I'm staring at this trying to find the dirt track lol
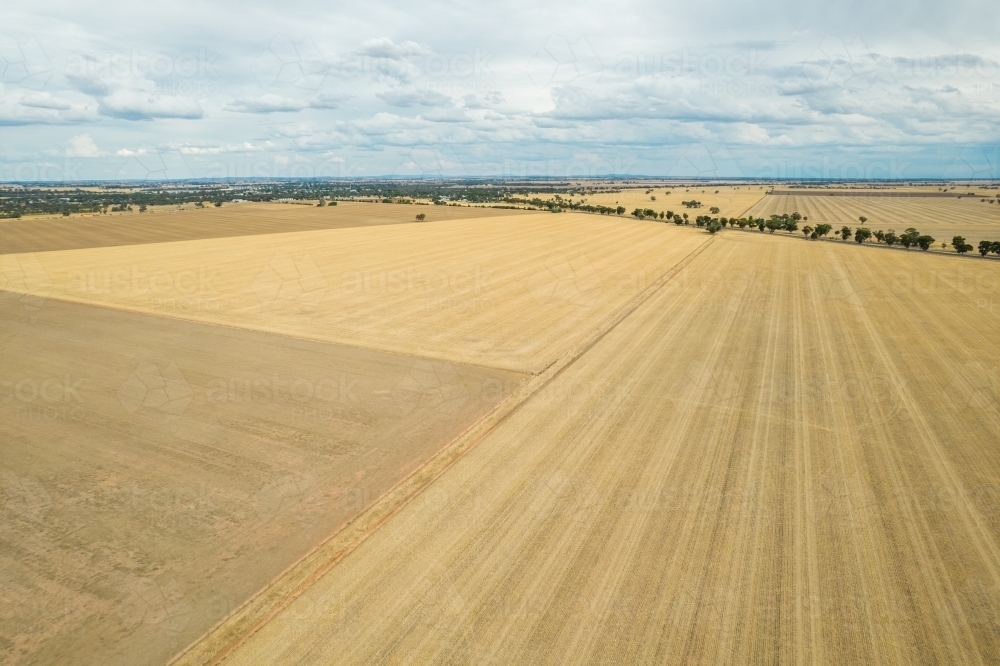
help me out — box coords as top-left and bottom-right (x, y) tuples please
(213, 230), (1000, 665)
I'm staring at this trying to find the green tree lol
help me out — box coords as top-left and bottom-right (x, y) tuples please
(785, 220), (798, 233)
(802, 225), (814, 238)
(952, 236), (973, 254)
(858, 216), (868, 225)
(709, 206), (720, 214)
(416, 213), (426, 221)
(616, 206), (626, 215)
(840, 226), (852, 241)
(855, 227), (872, 243)
(884, 230), (899, 246)
(900, 228), (919, 249)
(916, 235), (935, 251)
(706, 219), (722, 234)
(979, 240), (993, 256)
(815, 223), (832, 238)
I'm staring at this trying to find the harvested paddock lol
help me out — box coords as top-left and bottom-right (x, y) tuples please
(531, 185), (767, 219)
(0, 202), (527, 255)
(0, 296), (524, 666)
(747, 193), (1000, 248)
(0, 212), (707, 373)
(214, 229), (1000, 666)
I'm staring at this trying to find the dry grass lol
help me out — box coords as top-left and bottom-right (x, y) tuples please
(0, 212), (706, 373)
(0, 202), (528, 254)
(215, 229), (1000, 665)
(747, 193), (1000, 248)
(0, 296), (523, 666)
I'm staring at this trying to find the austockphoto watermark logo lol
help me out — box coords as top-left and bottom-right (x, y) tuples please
(205, 373), (360, 406)
(0, 158), (87, 182)
(0, 35), (52, 89)
(751, 156), (913, 180)
(65, 49), (219, 89)
(340, 264), (495, 313)
(1, 375), (86, 422)
(614, 47), (769, 80)
(203, 155), (366, 179)
(66, 264), (220, 313)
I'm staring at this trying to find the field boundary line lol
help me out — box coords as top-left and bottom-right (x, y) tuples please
(167, 234), (717, 666)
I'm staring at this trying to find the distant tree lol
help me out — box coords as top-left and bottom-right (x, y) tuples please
(757, 218), (766, 232)
(802, 225), (814, 238)
(706, 219), (722, 234)
(791, 212), (802, 221)
(916, 235), (935, 250)
(665, 210), (674, 220)
(884, 230), (899, 246)
(785, 219), (798, 233)
(616, 206), (625, 215)
(682, 213), (689, 224)
(854, 227), (872, 243)
(840, 226), (852, 241)
(979, 240), (993, 256)
(214, 201), (222, 207)
(815, 223), (832, 238)
(900, 228), (919, 249)
(416, 213), (426, 221)
(858, 216), (868, 225)
(651, 196), (656, 201)
(873, 229), (885, 243)
(950, 235), (969, 253)
(765, 218), (780, 233)
(709, 206), (720, 214)
(195, 201), (205, 208)
(992, 241), (1000, 256)
(139, 204), (147, 213)
(737, 218), (748, 229)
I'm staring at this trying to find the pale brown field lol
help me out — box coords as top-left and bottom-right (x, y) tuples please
(747, 193), (1000, 248)
(0, 202), (526, 254)
(0, 296), (523, 666)
(528, 185), (768, 218)
(196, 228), (1000, 666)
(0, 212), (705, 373)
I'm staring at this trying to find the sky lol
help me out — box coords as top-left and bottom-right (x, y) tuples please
(1, 0), (999, 181)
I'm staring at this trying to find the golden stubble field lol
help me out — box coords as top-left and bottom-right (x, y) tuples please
(0, 201), (529, 254)
(748, 193), (1000, 248)
(3, 202), (1000, 665)
(0, 212), (706, 373)
(529, 185), (768, 218)
(208, 229), (1000, 666)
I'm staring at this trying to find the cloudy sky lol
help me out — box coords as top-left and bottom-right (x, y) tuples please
(2, 0), (998, 181)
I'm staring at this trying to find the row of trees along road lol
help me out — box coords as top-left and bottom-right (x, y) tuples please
(635, 209), (1000, 258)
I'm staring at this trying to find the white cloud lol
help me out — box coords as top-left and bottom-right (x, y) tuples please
(66, 133), (101, 157)
(225, 94), (308, 113)
(377, 88), (452, 108)
(356, 38), (430, 59)
(98, 91), (203, 120)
